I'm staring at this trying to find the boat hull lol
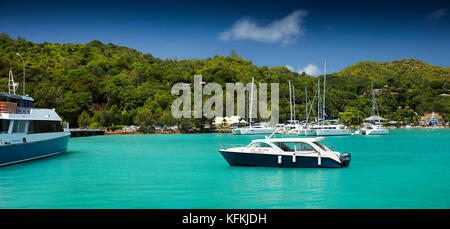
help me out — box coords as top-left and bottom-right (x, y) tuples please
(299, 129), (351, 136)
(315, 129), (351, 136)
(219, 151), (345, 168)
(365, 129), (389, 135)
(232, 128), (276, 135)
(0, 134), (70, 166)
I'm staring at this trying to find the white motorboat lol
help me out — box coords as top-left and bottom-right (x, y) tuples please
(220, 133), (351, 168)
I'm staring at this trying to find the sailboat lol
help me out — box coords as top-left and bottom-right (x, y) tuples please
(300, 62), (351, 136)
(232, 77), (276, 135)
(359, 83), (389, 135)
(282, 81), (303, 134)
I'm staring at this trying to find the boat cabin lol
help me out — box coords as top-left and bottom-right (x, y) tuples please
(0, 92), (34, 114)
(244, 137), (333, 155)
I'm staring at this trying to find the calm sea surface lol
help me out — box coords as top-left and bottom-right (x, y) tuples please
(0, 129), (449, 209)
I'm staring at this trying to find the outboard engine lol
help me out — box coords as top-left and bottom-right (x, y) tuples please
(339, 152), (351, 167)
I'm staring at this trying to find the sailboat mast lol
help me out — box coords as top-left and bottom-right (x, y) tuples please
(289, 80), (293, 122)
(323, 61), (326, 124)
(293, 84), (296, 122)
(317, 78), (321, 123)
(371, 83), (375, 117)
(305, 87), (308, 124)
(371, 82), (381, 124)
(249, 77), (254, 127)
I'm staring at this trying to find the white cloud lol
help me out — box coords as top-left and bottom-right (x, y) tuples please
(220, 10), (308, 45)
(286, 64), (322, 76)
(428, 8), (447, 21)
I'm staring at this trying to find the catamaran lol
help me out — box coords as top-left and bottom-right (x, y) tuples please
(232, 77), (276, 135)
(359, 83), (389, 135)
(299, 62), (351, 136)
(0, 69), (70, 166)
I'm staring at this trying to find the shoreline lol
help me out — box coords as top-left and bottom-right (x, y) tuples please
(104, 129), (233, 135)
(101, 126), (448, 136)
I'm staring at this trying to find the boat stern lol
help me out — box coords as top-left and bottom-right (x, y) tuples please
(339, 152), (351, 167)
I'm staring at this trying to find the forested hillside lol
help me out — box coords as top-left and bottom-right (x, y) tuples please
(0, 33), (449, 129)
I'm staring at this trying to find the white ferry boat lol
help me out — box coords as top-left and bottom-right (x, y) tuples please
(0, 71), (70, 166)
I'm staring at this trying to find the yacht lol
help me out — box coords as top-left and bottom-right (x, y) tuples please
(220, 131), (351, 168)
(0, 70), (70, 166)
(232, 122), (275, 135)
(302, 124), (351, 136)
(232, 77), (276, 135)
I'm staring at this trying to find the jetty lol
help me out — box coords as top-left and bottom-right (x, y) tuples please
(69, 128), (105, 137)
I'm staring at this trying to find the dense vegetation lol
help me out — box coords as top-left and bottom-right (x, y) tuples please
(0, 33), (449, 130)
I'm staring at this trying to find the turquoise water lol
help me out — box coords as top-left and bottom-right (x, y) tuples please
(0, 129), (449, 209)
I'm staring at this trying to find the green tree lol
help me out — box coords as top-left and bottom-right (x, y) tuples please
(78, 111), (91, 127)
(134, 108), (154, 132)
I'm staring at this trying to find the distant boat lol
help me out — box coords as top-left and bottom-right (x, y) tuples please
(280, 81), (303, 134)
(299, 62), (351, 136)
(429, 112), (438, 126)
(1, 69), (70, 166)
(232, 77), (275, 135)
(359, 83), (389, 136)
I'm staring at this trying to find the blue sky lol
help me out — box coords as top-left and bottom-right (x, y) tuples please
(1, 0), (449, 74)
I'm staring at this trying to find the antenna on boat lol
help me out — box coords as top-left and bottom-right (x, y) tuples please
(8, 69), (19, 95)
(267, 127), (280, 139)
(16, 53), (25, 96)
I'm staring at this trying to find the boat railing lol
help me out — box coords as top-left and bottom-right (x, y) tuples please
(219, 143), (246, 150)
(62, 122), (70, 131)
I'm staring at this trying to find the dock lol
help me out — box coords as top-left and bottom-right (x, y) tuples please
(69, 128), (105, 137)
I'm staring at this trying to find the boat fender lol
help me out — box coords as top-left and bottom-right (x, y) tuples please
(340, 152), (351, 167)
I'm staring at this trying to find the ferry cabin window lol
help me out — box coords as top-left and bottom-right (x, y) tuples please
(0, 119), (10, 133)
(296, 143), (314, 151)
(248, 142), (272, 148)
(313, 142), (329, 151)
(28, 121), (63, 133)
(12, 120), (27, 133)
(274, 142), (295, 152)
